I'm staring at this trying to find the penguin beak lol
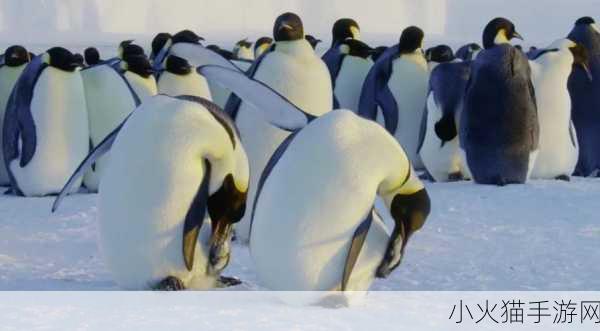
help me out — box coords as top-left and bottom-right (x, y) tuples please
(207, 218), (233, 273)
(512, 31), (524, 41)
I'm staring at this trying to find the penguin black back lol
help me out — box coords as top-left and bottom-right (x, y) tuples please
(273, 12), (304, 42)
(84, 47), (101, 66)
(4, 45), (30, 67)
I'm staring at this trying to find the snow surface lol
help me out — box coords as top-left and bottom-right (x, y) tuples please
(1, 178), (599, 291)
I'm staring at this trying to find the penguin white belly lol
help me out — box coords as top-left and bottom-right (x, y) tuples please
(124, 72), (157, 101)
(158, 71), (212, 100)
(251, 112), (391, 291)
(531, 72), (578, 179)
(0, 65), (26, 185)
(420, 94), (462, 182)
(9, 68), (88, 196)
(98, 99), (218, 289)
(234, 44), (332, 243)
(81, 66), (137, 191)
(387, 56), (429, 169)
(334, 56), (373, 112)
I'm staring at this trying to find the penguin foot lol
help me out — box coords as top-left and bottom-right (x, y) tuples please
(217, 275), (242, 288)
(555, 175), (570, 182)
(418, 171), (435, 182)
(448, 172), (464, 182)
(154, 276), (185, 291)
(3, 188), (13, 195)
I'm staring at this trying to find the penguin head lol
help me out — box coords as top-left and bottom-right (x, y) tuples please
(4, 45), (30, 67)
(568, 40), (593, 81)
(151, 32), (172, 59)
(84, 47), (101, 66)
(305, 35), (322, 49)
(339, 39), (374, 59)
(254, 36), (273, 58)
(235, 39), (252, 50)
(575, 16), (600, 34)
(172, 29), (204, 45)
(165, 55), (192, 75)
(44, 47), (81, 72)
(398, 26), (425, 54)
(73, 53), (85, 67)
(331, 18), (360, 46)
(207, 45), (234, 60)
(482, 17), (523, 49)
(425, 45), (455, 63)
(233, 39), (253, 60)
(123, 55), (154, 78)
(273, 12), (304, 42)
(456, 43), (482, 61)
(120, 42), (146, 61)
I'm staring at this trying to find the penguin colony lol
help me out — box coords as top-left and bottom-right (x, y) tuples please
(0, 12), (595, 292)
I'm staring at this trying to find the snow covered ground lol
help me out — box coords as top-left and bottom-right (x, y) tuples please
(1, 177), (599, 291)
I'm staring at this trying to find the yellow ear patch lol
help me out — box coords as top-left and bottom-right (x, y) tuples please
(494, 29), (510, 45)
(350, 26), (361, 40)
(42, 53), (50, 64)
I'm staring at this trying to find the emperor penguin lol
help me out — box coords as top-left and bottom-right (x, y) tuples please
(157, 55), (212, 99)
(425, 44), (456, 71)
(0, 46), (31, 185)
(567, 17), (600, 177)
(455, 43), (482, 61)
(419, 60), (471, 182)
(233, 39), (254, 61)
(460, 18), (539, 185)
(329, 39), (374, 112)
(118, 44), (157, 101)
(3, 47), (88, 196)
(225, 12), (332, 244)
(529, 39), (591, 180)
(80, 50), (142, 192)
(359, 26), (430, 169)
(193, 65), (430, 292)
(254, 37), (274, 59)
(53, 94), (250, 290)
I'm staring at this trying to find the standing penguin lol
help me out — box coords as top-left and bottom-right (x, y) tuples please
(233, 39), (254, 61)
(195, 65), (430, 292)
(254, 37), (273, 59)
(80, 51), (142, 191)
(456, 43), (482, 61)
(460, 18), (538, 185)
(0, 46), (31, 185)
(359, 26), (430, 169)
(3, 47), (88, 196)
(53, 95), (249, 290)
(157, 55), (212, 99)
(419, 61), (471, 182)
(529, 39), (591, 180)
(568, 17), (600, 177)
(225, 12), (332, 243)
(329, 39), (374, 112)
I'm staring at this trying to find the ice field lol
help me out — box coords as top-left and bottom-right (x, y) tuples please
(1, 177), (599, 291)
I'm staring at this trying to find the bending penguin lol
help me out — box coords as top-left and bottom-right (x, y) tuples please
(80, 48), (142, 191)
(53, 94), (251, 290)
(157, 55), (212, 99)
(359, 26), (430, 169)
(3, 47), (88, 196)
(460, 18), (539, 185)
(225, 12), (332, 244)
(529, 39), (591, 180)
(0, 45), (31, 186)
(195, 66), (430, 292)
(567, 17), (600, 177)
(419, 60), (471, 182)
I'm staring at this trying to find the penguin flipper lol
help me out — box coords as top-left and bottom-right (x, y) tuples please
(249, 131), (299, 237)
(182, 160), (211, 271)
(434, 113), (458, 143)
(51, 117), (129, 212)
(341, 209), (374, 291)
(417, 102), (429, 154)
(198, 65), (312, 131)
